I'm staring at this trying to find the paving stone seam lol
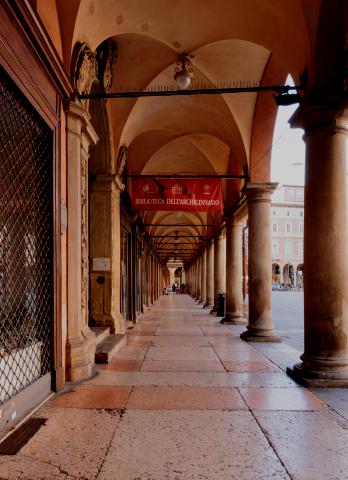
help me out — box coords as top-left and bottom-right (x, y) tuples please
(237, 398), (294, 480)
(17, 452), (81, 479)
(311, 398), (348, 424)
(95, 388), (135, 480)
(138, 343), (151, 371)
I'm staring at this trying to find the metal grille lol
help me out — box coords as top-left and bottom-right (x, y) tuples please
(0, 69), (53, 405)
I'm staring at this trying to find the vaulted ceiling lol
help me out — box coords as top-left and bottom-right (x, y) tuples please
(42, 0), (336, 265)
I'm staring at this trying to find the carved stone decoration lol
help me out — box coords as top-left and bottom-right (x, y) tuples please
(72, 43), (98, 97)
(116, 145), (127, 178)
(96, 39), (118, 93)
(81, 154), (88, 317)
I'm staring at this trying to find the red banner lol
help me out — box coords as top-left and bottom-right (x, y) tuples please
(131, 178), (223, 212)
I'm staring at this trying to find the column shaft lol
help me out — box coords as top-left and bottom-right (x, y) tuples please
(240, 183), (281, 342)
(204, 239), (214, 308)
(200, 249), (207, 305)
(288, 102), (348, 386)
(222, 216), (246, 324)
(211, 233), (225, 314)
(197, 256), (202, 302)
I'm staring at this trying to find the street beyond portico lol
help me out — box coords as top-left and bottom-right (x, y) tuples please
(272, 291), (304, 352)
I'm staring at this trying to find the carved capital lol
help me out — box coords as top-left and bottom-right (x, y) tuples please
(72, 43), (98, 98)
(116, 145), (128, 178)
(242, 182), (278, 203)
(96, 39), (118, 92)
(290, 98), (348, 136)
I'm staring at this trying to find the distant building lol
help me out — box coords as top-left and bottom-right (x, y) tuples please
(271, 185), (304, 286)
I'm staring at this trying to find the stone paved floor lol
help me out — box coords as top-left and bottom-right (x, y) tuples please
(2, 294), (348, 479)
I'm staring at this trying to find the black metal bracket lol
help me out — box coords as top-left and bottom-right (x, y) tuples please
(77, 84), (303, 100)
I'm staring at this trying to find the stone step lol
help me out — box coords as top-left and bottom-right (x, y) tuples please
(89, 327), (110, 347)
(95, 334), (127, 364)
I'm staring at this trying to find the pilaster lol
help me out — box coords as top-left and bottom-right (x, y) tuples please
(65, 100), (98, 381)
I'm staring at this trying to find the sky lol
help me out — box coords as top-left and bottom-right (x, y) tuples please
(271, 103), (305, 187)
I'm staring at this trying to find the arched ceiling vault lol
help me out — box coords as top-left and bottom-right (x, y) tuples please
(63, 0), (317, 266)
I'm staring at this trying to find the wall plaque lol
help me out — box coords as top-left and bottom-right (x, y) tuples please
(92, 258), (111, 271)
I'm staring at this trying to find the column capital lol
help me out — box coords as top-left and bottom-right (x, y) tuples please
(92, 174), (125, 193)
(242, 182), (278, 202)
(204, 237), (213, 247)
(289, 98), (348, 136)
(224, 211), (240, 226)
(65, 99), (99, 146)
(212, 229), (225, 240)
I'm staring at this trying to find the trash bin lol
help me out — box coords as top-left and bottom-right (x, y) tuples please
(217, 292), (225, 317)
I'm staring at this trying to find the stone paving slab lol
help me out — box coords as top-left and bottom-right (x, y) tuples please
(87, 371), (300, 388)
(200, 326), (235, 336)
(148, 335), (210, 346)
(155, 326), (203, 336)
(126, 386), (248, 410)
(113, 346), (148, 360)
(146, 345), (220, 361)
(97, 411), (291, 480)
(254, 410), (348, 480)
(126, 337), (152, 347)
(310, 388), (348, 420)
(251, 342), (302, 372)
(0, 456), (76, 480)
(222, 360), (282, 373)
(239, 387), (327, 411)
(213, 347), (270, 361)
(48, 385), (132, 409)
(1, 406), (121, 480)
(140, 359), (225, 372)
(96, 359), (142, 371)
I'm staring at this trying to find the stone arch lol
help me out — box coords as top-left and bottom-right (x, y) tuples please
(283, 263), (295, 286)
(84, 40), (124, 334)
(296, 263), (304, 287)
(272, 263), (281, 283)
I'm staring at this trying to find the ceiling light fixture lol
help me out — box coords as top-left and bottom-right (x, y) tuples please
(174, 54), (194, 89)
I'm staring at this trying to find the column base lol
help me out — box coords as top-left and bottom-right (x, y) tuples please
(203, 302), (214, 309)
(198, 299), (205, 305)
(287, 362), (348, 388)
(210, 307), (217, 315)
(240, 328), (282, 343)
(66, 327), (96, 382)
(221, 312), (247, 325)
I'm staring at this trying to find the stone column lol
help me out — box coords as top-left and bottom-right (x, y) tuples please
(287, 101), (348, 386)
(204, 239), (214, 309)
(240, 183), (281, 342)
(90, 174), (125, 335)
(196, 257), (201, 301)
(150, 255), (154, 304)
(192, 261), (197, 298)
(222, 215), (246, 324)
(188, 266), (192, 294)
(200, 249), (207, 306)
(193, 261), (198, 299)
(156, 262), (160, 299)
(211, 232), (225, 315)
(65, 101), (98, 382)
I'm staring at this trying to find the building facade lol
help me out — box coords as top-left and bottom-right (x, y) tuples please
(271, 185), (304, 286)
